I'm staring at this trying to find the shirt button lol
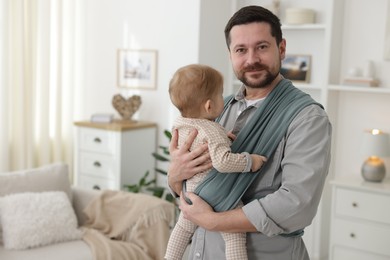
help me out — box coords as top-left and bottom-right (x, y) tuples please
(195, 252), (201, 258)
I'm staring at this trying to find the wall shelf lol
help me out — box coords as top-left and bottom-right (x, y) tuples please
(328, 84), (390, 94)
(282, 24), (326, 30)
(296, 83), (322, 90)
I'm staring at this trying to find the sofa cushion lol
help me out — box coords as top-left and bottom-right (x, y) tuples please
(0, 191), (82, 250)
(0, 163), (72, 200)
(0, 163), (73, 245)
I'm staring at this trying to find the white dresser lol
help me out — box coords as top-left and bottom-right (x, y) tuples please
(329, 176), (390, 260)
(74, 120), (157, 190)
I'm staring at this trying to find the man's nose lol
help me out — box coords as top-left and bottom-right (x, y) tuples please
(246, 50), (260, 65)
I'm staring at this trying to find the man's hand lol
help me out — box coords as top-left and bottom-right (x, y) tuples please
(168, 129), (212, 194)
(179, 192), (216, 230)
(180, 192), (258, 233)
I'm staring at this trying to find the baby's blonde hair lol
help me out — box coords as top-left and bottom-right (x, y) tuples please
(169, 64), (223, 117)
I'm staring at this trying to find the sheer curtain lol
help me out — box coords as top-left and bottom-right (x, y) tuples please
(0, 0), (85, 178)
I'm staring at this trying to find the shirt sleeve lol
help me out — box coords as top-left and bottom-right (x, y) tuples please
(205, 121), (251, 173)
(242, 105), (332, 236)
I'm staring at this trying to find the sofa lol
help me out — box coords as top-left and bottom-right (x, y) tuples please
(0, 163), (175, 260)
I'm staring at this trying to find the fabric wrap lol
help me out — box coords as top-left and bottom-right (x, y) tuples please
(193, 79), (323, 212)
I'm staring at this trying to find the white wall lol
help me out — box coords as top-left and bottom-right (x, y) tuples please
(82, 0), (202, 133)
(340, 0), (390, 87)
(80, 0), (233, 186)
(198, 1), (232, 95)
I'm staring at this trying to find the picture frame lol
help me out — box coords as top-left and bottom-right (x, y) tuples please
(117, 49), (157, 89)
(280, 54), (311, 83)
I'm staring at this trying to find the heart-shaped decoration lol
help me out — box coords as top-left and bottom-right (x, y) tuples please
(112, 94), (142, 120)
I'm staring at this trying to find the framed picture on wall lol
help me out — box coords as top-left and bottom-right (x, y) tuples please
(117, 49), (158, 89)
(280, 54), (311, 83)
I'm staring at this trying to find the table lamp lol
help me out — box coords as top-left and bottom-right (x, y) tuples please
(361, 129), (390, 182)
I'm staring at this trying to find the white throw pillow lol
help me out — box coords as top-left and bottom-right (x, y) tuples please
(0, 191), (82, 250)
(0, 163), (72, 244)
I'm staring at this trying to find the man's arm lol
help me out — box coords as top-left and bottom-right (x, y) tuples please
(168, 128), (212, 195)
(179, 192), (258, 233)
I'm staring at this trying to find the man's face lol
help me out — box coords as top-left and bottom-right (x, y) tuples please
(229, 22), (286, 89)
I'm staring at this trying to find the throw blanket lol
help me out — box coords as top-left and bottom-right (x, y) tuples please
(194, 79), (323, 212)
(81, 190), (175, 260)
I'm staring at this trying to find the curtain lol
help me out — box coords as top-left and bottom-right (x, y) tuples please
(0, 0), (85, 179)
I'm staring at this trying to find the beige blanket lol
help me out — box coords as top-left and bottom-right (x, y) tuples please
(82, 190), (175, 260)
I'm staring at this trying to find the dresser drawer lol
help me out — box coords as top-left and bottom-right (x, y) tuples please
(335, 188), (390, 225)
(333, 246), (390, 260)
(332, 218), (390, 257)
(77, 175), (117, 190)
(79, 151), (116, 180)
(78, 127), (117, 154)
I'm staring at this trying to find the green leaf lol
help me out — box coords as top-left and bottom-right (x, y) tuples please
(155, 168), (167, 175)
(164, 130), (172, 140)
(124, 185), (140, 193)
(147, 186), (165, 198)
(161, 147), (170, 156)
(139, 177), (146, 186)
(152, 153), (170, 162)
(144, 179), (156, 186)
(165, 193), (175, 202)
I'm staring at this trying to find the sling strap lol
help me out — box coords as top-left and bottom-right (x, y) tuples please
(192, 79), (323, 212)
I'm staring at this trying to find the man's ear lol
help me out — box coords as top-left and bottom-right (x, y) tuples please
(204, 99), (212, 113)
(280, 38), (286, 60)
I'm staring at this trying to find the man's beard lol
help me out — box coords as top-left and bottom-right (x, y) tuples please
(237, 62), (279, 88)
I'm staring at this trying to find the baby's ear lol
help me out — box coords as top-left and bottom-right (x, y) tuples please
(204, 99), (212, 113)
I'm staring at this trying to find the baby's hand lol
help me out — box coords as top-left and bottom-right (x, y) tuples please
(227, 131), (236, 141)
(250, 154), (267, 172)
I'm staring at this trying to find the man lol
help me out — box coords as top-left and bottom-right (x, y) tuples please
(168, 5), (332, 260)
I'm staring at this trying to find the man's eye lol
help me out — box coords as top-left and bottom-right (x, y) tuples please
(258, 45), (268, 50)
(235, 48), (245, 53)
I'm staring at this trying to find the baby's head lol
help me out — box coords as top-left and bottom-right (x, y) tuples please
(169, 64), (224, 119)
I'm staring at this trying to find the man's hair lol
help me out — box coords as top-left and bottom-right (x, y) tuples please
(169, 64), (223, 117)
(224, 5), (283, 49)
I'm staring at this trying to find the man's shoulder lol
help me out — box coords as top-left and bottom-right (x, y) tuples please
(289, 103), (331, 131)
(298, 103), (329, 118)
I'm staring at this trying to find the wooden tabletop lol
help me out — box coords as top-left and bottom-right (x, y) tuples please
(74, 120), (157, 131)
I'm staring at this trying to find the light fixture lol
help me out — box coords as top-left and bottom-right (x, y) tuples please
(360, 129), (390, 182)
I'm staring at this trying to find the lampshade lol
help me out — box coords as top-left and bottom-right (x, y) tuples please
(360, 129), (390, 157)
(360, 129), (390, 182)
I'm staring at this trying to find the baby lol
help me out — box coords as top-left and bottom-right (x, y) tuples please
(164, 64), (267, 260)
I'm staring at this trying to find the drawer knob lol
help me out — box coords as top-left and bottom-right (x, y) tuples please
(94, 137), (101, 143)
(352, 202), (358, 208)
(350, 233), (356, 238)
(92, 185), (101, 190)
(93, 161), (101, 167)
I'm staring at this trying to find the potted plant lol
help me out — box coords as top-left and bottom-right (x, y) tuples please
(123, 130), (174, 203)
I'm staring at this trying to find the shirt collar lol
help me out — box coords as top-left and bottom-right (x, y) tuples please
(232, 84), (264, 109)
(234, 84), (246, 101)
